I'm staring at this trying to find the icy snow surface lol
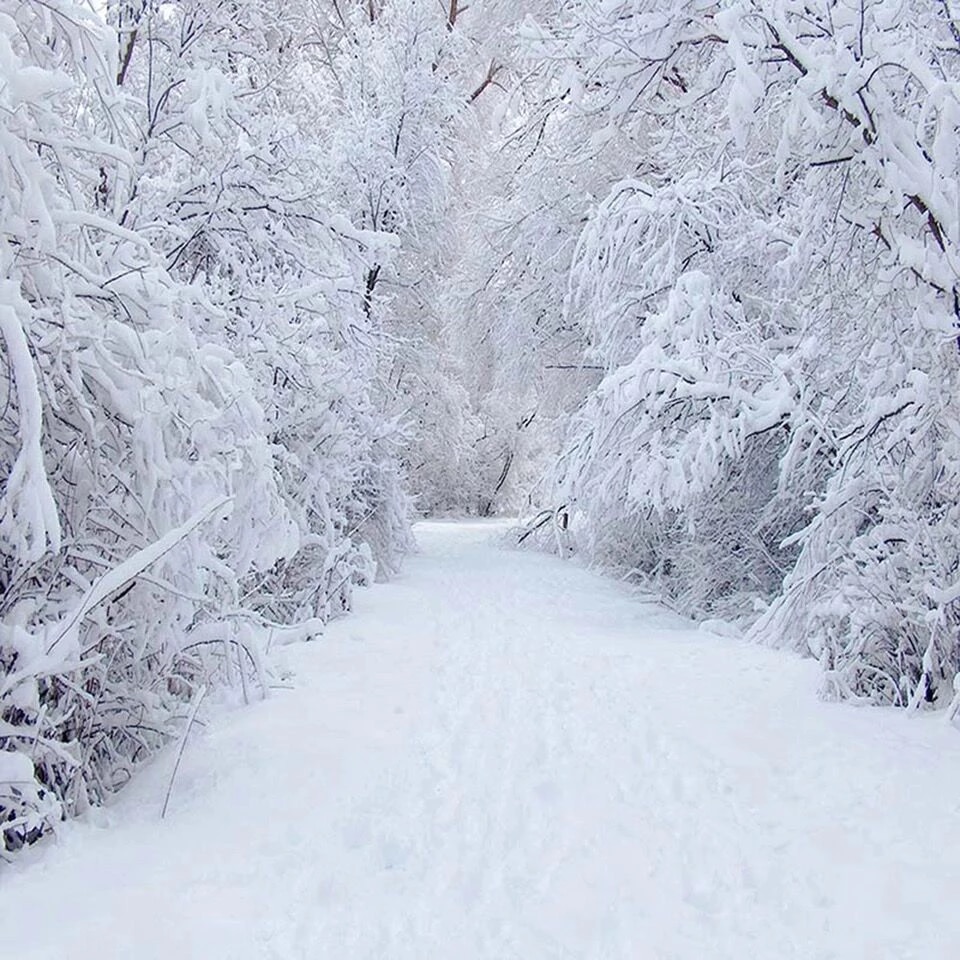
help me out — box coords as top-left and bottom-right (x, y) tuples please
(4, 520), (960, 959)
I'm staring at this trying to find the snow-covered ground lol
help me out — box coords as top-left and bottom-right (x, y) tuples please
(4, 520), (960, 959)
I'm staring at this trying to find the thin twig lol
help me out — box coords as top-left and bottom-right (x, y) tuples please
(160, 684), (207, 820)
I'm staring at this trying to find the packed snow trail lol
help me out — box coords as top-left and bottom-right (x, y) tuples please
(4, 521), (960, 959)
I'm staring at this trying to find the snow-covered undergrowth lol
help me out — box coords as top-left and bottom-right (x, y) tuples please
(0, 0), (415, 858)
(527, 0), (960, 707)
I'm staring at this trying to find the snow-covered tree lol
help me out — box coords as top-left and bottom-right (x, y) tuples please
(108, 0), (414, 589)
(418, 0), (620, 515)
(0, 0), (298, 853)
(0, 0), (414, 857)
(539, 0), (960, 704)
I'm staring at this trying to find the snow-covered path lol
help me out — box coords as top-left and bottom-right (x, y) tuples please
(4, 521), (960, 959)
